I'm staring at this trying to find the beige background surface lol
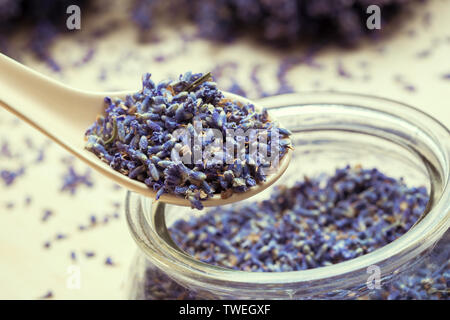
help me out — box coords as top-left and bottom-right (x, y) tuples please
(0, 0), (449, 299)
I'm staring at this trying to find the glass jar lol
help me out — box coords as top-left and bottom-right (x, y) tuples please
(124, 92), (450, 300)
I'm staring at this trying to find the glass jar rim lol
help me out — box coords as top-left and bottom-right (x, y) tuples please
(125, 91), (450, 294)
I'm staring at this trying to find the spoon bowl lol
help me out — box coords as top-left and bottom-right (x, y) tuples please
(0, 53), (291, 207)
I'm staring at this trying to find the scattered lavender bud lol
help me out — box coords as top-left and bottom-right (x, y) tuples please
(61, 165), (93, 195)
(73, 47), (96, 67)
(25, 195), (32, 206)
(1, 167), (25, 186)
(85, 251), (96, 258)
(404, 84), (417, 92)
(41, 210), (53, 222)
(337, 60), (352, 79)
(39, 291), (53, 299)
(55, 233), (67, 240)
(35, 148), (45, 163)
(105, 257), (115, 266)
(0, 141), (12, 158)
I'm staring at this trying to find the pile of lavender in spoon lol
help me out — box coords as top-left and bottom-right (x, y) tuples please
(85, 72), (292, 209)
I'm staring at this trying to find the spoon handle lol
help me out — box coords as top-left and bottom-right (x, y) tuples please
(0, 53), (70, 109)
(0, 53), (99, 146)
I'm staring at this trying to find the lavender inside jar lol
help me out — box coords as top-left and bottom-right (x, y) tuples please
(125, 92), (450, 300)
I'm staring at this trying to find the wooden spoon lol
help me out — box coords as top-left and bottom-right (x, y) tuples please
(0, 53), (291, 207)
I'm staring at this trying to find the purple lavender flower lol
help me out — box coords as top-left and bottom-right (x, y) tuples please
(0, 167), (25, 186)
(169, 166), (429, 272)
(61, 165), (93, 195)
(85, 72), (291, 209)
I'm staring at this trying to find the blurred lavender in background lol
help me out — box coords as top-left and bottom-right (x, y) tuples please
(0, 0), (87, 70)
(0, 0), (420, 69)
(131, 0), (418, 45)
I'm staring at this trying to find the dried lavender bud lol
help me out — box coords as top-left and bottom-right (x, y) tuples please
(85, 72), (291, 209)
(140, 165), (446, 300)
(169, 166), (429, 272)
(0, 167), (25, 186)
(60, 165), (93, 195)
